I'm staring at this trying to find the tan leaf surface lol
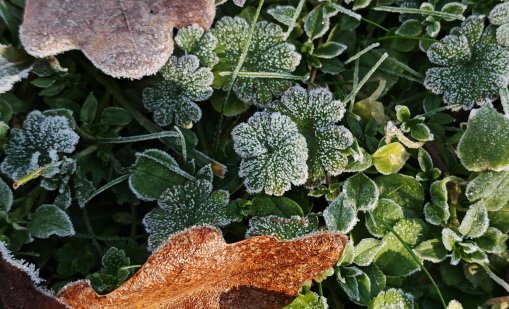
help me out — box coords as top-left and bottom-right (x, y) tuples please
(58, 226), (346, 309)
(20, 0), (215, 79)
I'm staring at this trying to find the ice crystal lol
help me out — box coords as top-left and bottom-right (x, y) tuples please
(246, 215), (319, 240)
(143, 55), (213, 128)
(142, 175), (238, 251)
(212, 17), (301, 106)
(424, 16), (509, 109)
(231, 112), (308, 196)
(269, 86), (354, 185)
(175, 24), (218, 67)
(0, 110), (79, 181)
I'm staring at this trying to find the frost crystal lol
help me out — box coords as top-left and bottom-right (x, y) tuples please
(142, 176), (238, 251)
(270, 85), (354, 185)
(175, 24), (218, 67)
(232, 112), (308, 196)
(212, 17), (301, 106)
(424, 16), (509, 109)
(0, 110), (79, 181)
(143, 55), (213, 128)
(246, 215), (319, 240)
(489, 2), (509, 46)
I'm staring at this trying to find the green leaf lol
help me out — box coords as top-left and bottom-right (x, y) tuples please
(369, 288), (414, 309)
(375, 219), (427, 277)
(175, 25), (218, 67)
(418, 148), (434, 172)
(374, 174), (424, 214)
(338, 240), (355, 266)
(466, 171), (509, 211)
(489, 2), (509, 26)
(441, 3), (467, 22)
(324, 195), (358, 234)
(143, 178), (238, 251)
(337, 266), (372, 305)
(0, 45), (32, 94)
(474, 227), (508, 254)
(284, 290), (327, 309)
(313, 42), (348, 59)
(270, 86), (353, 185)
(232, 112), (308, 195)
(0, 177), (12, 213)
(246, 215), (319, 240)
(0, 110), (79, 181)
(354, 238), (386, 266)
(87, 247), (132, 294)
(100, 107), (132, 126)
(447, 300), (464, 309)
(143, 55), (213, 128)
(344, 173), (379, 212)
(396, 19), (423, 36)
(304, 5), (331, 41)
(128, 149), (191, 201)
(424, 176), (461, 226)
(247, 196), (304, 218)
(80, 93), (98, 124)
(410, 123), (433, 141)
(28, 204), (75, 238)
(414, 238), (448, 263)
(458, 201), (489, 238)
(56, 238), (95, 276)
(457, 107), (509, 172)
(395, 105), (411, 123)
(365, 199), (404, 237)
(372, 142), (410, 175)
(213, 17), (301, 106)
(267, 5), (296, 27)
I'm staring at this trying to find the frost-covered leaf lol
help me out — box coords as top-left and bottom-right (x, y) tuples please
(270, 86), (353, 184)
(59, 226), (346, 309)
(354, 238), (386, 266)
(344, 173), (379, 212)
(284, 290), (327, 309)
(424, 176), (461, 226)
(313, 42), (348, 59)
(304, 4), (334, 41)
(338, 240), (355, 266)
(447, 300), (464, 309)
(372, 142), (410, 175)
(246, 196), (304, 218)
(458, 201), (489, 238)
(466, 171), (509, 211)
(0, 177), (13, 213)
(40, 157), (76, 194)
(87, 247), (132, 294)
(414, 238), (448, 263)
(128, 149), (190, 201)
(365, 198), (404, 237)
(457, 107), (509, 172)
(213, 17), (301, 106)
(143, 55), (213, 128)
(337, 265), (385, 306)
(369, 288), (414, 309)
(0, 110), (79, 181)
(28, 204), (75, 239)
(246, 215), (319, 240)
(374, 174), (424, 214)
(474, 227), (508, 254)
(267, 6), (296, 27)
(375, 219), (427, 277)
(0, 45), (33, 94)
(20, 0), (216, 79)
(396, 19), (422, 36)
(232, 112), (308, 196)
(143, 177), (238, 251)
(324, 195), (358, 234)
(424, 16), (509, 109)
(489, 2), (509, 26)
(175, 25), (218, 67)
(442, 228), (462, 251)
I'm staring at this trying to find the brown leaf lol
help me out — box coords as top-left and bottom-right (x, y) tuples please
(58, 226), (346, 309)
(20, 0), (215, 79)
(0, 242), (68, 309)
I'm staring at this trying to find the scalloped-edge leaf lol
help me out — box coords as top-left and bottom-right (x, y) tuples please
(246, 215), (319, 240)
(28, 204), (75, 239)
(324, 195), (359, 234)
(0, 177), (13, 213)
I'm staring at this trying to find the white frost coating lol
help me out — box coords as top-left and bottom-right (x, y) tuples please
(489, 2), (509, 26)
(458, 201), (489, 238)
(232, 112), (308, 196)
(212, 17), (302, 106)
(424, 16), (509, 110)
(0, 178), (13, 212)
(29, 204), (76, 239)
(323, 195), (358, 234)
(0, 241), (42, 284)
(270, 85), (353, 185)
(175, 24), (218, 67)
(143, 178), (236, 251)
(441, 228), (462, 251)
(245, 215), (319, 240)
(0, 110), (79, 181)
(0, 44), (32, 94)
(371, 288), (415, 308)
(143, 55), (213, 128)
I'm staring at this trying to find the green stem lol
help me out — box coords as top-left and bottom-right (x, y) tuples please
(218, 71), (308, 80)
(374, 6), (465, 21)
(97, 131), (178, 144)
(344, 53), (388, 104)
(480, 263), (509, 292)
(376, 35), (438, 42)
(345, 43), (380, 65)
(81, 174), (130, 206)
(317, 282), (323, 297)
(284, 0), (306, 39)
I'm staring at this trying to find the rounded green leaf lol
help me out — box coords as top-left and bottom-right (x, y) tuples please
(324, 195), (358, 234)
(369, 288), (414, 309)
(372, 142), (410, 175)
(344, 173), (379, 212)
(28, 204), (75, 239)
(374, 174), (424, 213)
(365, 198), (404, 237)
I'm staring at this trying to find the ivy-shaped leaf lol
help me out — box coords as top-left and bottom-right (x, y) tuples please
(143, 55), (213, 128)
(232, 112), (308, 196)
(28, 204), (75, 239)
(457, 107), (509, 172)
(143, 173), (239, 251)
(212, 17), (301, 106)
(0, 110), (79, 181)
(175, 24), (218, 67)
(246, 215), (319, 240)
(269, 86), (354, 185)
(424, 16), (509, 109)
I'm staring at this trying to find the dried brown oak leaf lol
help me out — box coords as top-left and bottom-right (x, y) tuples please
(0, 242), (68, 309)
(19, 0), (215, 79)
(58, 226), (346, 309)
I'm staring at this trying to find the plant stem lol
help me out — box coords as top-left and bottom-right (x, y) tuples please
(283, 0), (306, 39)
(81, 174), (130, 206)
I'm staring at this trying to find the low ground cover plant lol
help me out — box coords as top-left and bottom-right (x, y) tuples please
(1, 0), (509, 308)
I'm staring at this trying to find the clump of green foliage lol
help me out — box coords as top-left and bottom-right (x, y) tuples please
(1, 0), (509, 308)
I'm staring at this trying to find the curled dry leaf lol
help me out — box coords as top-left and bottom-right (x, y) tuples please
(20, 0), (215, 79)
(58, 226), (346, 309)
